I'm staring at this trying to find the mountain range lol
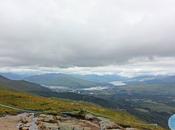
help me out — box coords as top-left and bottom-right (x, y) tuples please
(24, 73), (105, 89)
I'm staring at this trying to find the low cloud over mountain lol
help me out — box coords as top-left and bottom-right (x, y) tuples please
(0, 0), (175, 75)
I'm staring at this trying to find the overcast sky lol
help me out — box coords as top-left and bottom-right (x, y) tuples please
(0, 0), (175, 76)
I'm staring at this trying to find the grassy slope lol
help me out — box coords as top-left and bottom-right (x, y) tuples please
(0, 86), (164, 130)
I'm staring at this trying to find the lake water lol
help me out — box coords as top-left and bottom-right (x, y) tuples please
(110, 81), (126, 86)
(168, 114), (175, 130)
(81, 86), (109, 91)
(43, 85), (109, 91)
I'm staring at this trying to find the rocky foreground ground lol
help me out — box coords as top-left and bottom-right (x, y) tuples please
(0, 112), (137, 130)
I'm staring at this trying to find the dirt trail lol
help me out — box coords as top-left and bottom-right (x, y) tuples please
(0, 103), (37, 130)
(0, 114), (21, 130)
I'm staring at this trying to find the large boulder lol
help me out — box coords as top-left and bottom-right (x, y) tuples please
(38, 122), (59, 130)
(59, 123), (72, 130)
(85, 113), (96, 120)
(18, 123), (31, 130)
(98, 117), (122, 130)
(38, 114), (57, 123)
(20, 113), (34, 123)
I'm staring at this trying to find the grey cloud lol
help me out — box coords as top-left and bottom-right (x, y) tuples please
(0, 0), (175, 68)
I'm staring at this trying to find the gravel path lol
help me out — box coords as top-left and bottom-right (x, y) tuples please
(0, 114), (21, 130)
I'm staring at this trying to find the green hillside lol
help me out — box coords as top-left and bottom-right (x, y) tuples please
(0, 75), (51, 94)
(0, 86), (165, 130)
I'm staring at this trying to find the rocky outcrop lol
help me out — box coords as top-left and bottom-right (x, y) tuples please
(18, 113), (37, 130)
(13, 111), (137, 130)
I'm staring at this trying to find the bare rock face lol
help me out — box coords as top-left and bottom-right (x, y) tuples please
(14, 112), (137, 130)
(18, 113), (35, 130)
(38, 122), (59, 130)
(98, 117), (122, 130)
(38, 114), (57, 123)
(85, 113), (96, 120)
